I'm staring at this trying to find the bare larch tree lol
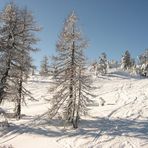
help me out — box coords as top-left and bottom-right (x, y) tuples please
(49, 11), (93, 128)
(0, 2), (20, 104)
(0, 2), (40, 119)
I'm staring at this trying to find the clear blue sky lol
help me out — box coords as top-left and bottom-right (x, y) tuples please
(0, 0), (148, 68)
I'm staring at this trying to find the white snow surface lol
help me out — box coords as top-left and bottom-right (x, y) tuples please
(0, 70), (148, 148)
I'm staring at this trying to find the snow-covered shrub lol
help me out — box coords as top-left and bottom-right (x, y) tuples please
(108, 60), (118, 69)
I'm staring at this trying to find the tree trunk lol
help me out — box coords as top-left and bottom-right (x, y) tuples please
(68, 35), (76, 124)
(73, 67), (81, 128)
(68, 45), (74, 122)
(15, 97), (21, 119)
(0, 58), (11, 104)
(15, 71), (23, 119)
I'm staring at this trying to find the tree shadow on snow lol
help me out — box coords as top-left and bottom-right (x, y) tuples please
(79, 117), (148, 140)
(1, 117), (148, 143)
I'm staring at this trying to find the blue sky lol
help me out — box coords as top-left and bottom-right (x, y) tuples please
(0, 0), (148, 68)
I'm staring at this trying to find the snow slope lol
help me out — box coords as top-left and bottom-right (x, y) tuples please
(0, 71), (148, 148)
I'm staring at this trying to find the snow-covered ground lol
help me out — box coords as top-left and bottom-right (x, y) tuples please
(0, 70), (148, 148)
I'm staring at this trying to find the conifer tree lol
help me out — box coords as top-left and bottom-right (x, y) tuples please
(139, 49), (148, 65)
(49, 11), (92, 128)
(138, 49), (148, 77)
(40, 56), (49, 76)
(0, 2), (20, 104)
(96, 52), (108, 75)
(0, 2), (40, 118)
(121, 50), (132, 70)
(13, 8), (40, 119)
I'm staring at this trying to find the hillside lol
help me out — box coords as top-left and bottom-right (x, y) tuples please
(0, 70), (148, 148)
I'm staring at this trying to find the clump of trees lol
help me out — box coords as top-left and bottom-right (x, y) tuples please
(120, 49), (148, 77)
(93, 49), (147, 78)
(49, 11), (93, 128)
(0, 2), (40, 119)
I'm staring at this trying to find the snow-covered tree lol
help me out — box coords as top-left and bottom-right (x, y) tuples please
(49, 11), (92, 128)
(0, 2), (40, 119)
(139, 49), (148, 65)
(121, 50), (132, 70)
(39, 56), (49, 76)
(138, 49), (148, 77)
(140, 64), (148, 77)
(96, 52), (108, 75)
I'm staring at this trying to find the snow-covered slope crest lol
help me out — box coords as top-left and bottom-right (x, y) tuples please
(0, 70), (148, 148)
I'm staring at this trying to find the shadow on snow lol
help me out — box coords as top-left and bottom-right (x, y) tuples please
(1, 117), (148, 142)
